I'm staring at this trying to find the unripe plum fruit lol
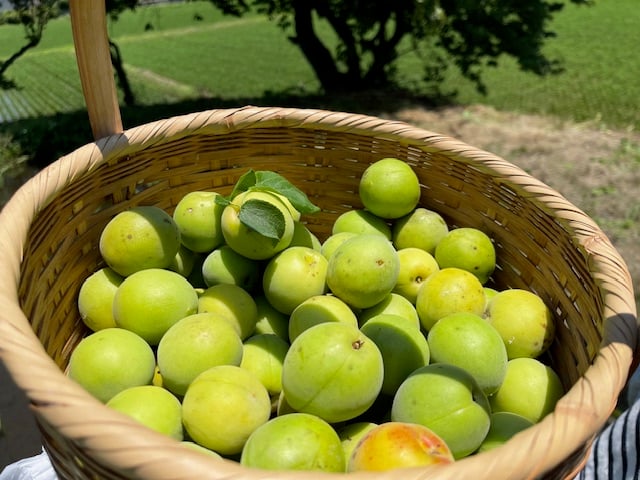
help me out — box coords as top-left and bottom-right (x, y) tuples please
(168, 244), (197, 278)
(326, 234), (400, 309)
(415, 267), (486, 331)
(221, 190), (295, 260)
(358, 293), (420, 330)
(201, 244), (262, 293)
(391, 363), (491, 459)
(290, 221), (322, 251)
(477, 412), (534, 453)
(288, 294), (358, 343)
(485, 288), (555, 359)
(156, 312), (244, 396)
(358, 157), (421, 219)
(197, 283), (258, 340)
(489, 357), (564, 423)
(67, 328), (156, 403)
(347, 421), (454, 472)
(331, 209), (392, 239)
(77, 267), (123, 331)
(361, 314), (430, 396)
(181, 441), (223, 459)
(392, 207), (449, 254)
(112, 267), (198, 345)
(337, 421), (378, 465)
(241, 412), (345, 472)
(172, 191), (225, 253)
(393, 247), (439, 304)
(282, 322), (384, 423)
(427, 312), (508, 395)
(253, 294), (289, 342)
(240, 333), (290, 397)
(320, 231), (357, 260)
(99, 205), (180, 277)
(435, 227), (496, 284)
(106, 385), (183, 441)
(181, 365), (271, 455)
(262, 246), (328, 315)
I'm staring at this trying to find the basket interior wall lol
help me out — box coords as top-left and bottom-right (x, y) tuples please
(17, 127), (603, 392)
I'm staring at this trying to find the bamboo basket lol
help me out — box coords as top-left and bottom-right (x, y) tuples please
(0, 1), (637, 479)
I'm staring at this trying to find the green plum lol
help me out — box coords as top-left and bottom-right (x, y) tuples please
(99, 206), (180, 277)
(288, 294), (358, 343)
(201, 244), (262, 293)
(113, 268), (199, 345)
(181, 365), (271, 455)
(156, 312), (244, 396)
(358, 158), (421, 219)
(221, 190), (295, 260)
(337, 421), (378, 466)
(241, 413), (345, 472)
(67, 328), (156, 403)
(326, 234), (400, 309)
(393, 247), (439, 304)
(290, 221), (322, 250)
(361, 314), (430, 396)
(415, 267), (486, 331)
(106, 385), (183, 440)
(172, 191), (225, 253)
(427, 312), (508, 395)
(320, 232), (357, 260)
(253, 294), (290, 342)
(391, 363), (491, 459)
(435, 227), (496, 285)
(485, 288), (555, 359)
(477, 412), (535, 452)
(197, 283), (258, 340)
(392, 207), (449, 254)
(282, 322), (384, 423)
(262, 246), (328, 315)
(489, 357), (565, 423)
(240, 333), (290, 397)
(77, 267), (123, 332)
(358, 293), (420, 329)
(331, 209), (392, 239)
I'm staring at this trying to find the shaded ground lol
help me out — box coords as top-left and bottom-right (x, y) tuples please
(1, 103), (639, 470)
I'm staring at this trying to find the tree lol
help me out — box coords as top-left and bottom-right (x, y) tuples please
(106, 0), (139, 106)
(207, 0), (591, 95)
(0, 0), (60, 80)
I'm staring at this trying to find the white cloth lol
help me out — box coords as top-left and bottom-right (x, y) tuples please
(0, 450), (57, 480)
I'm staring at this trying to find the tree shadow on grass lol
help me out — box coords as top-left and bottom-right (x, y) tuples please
(0, 86), (456, 169)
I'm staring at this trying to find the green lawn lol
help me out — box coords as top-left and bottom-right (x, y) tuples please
(429, 0), (640, 129)
(0, 0), (638, 129)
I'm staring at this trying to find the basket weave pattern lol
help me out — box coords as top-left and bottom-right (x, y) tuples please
(0, 0), (638, 478)
(0, 106), (637, 480)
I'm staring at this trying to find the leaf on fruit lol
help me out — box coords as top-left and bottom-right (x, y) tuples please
(229, 169), (258, 199)
(254, 170), (320, 214)
(214, 195), (232, 208)
(238, 199), (286, 240)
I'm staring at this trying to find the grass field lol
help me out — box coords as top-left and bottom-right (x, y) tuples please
(0, 0), (638, 129)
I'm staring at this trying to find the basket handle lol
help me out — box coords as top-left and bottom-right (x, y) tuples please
(69, 0), (123, 140)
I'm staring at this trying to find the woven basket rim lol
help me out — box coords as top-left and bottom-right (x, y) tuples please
(0, 105), (637, 479)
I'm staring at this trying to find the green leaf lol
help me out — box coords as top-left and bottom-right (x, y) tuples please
(254, 170), (320, 214)
(214, 195), (232, 208)
(229, 169), (257, 200)
(238, 199), (286, 240)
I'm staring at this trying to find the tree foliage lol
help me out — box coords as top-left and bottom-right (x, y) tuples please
(206, 0), (591, 94)
(0, 0), (60, 80)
